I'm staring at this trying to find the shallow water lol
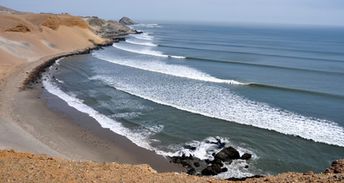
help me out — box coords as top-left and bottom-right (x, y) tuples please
(43, 23), (344, 178)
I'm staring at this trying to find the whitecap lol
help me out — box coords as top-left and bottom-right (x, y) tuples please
(92, 52), (244, 85)
(113, 43), (186, 59)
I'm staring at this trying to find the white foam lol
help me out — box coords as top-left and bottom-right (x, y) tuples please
(154, 136), (258, 178)
(55, 58), (62, 65)
(125, 39), (158, 47)
(92, 52), (244, 85)
(91, 72), (344, 147)
(158, 137), (256, 160)
(215, 160), (255, 179)
(55, 78), (64, 84)
(133, 24), (161, 28)
(113, 43), (186, 59)
(131, 33), (154, 41)
(42, 74), (155, 151)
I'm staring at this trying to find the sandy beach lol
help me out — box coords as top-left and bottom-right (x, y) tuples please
(0, 8), (181, 172)
(1, 51), (181, 170)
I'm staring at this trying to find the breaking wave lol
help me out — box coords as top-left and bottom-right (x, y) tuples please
(113, 43), (186, 59)
(92, 51), (245, 85)
(91, 71), (344, 147)
(125, 39), (158, 47)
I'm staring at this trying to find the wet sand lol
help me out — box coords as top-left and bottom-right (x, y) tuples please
(40, 84), (182, 172)
(0, 50), (181, 173)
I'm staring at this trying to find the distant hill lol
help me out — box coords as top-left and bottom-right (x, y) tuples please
(0, 5), (20, 13)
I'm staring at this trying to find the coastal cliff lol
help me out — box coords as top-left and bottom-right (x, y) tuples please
(0, 10), (105, 82)
(84, 16), (136, 40)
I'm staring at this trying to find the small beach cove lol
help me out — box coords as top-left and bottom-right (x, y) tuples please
(0, 6), (343, 182)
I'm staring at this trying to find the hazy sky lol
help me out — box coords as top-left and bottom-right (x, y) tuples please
(2, 0), (344, 26)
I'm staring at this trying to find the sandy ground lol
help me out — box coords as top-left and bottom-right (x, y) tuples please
(0, 150), (343, 183)
(0, 11), (101, 156)
(0, 58), (180, 171)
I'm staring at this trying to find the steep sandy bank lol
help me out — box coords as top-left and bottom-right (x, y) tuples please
(0, 11), (104, 81)
(0, 10), (106, 154)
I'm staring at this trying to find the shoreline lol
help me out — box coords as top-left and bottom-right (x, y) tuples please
(0, 42), (182, 172)
(40, 82), (182, 172)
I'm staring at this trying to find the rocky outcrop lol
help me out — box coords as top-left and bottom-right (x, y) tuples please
(241, 153), (252, 160)
(169, 145), (252, 177)
(119, 16), (136, 25)
(84, 16), (136, 41)
(41, 15), (89, 30)
(5, 24), (30, 32)
(325, 160), (344, 174)
(214, 147), (240, 162)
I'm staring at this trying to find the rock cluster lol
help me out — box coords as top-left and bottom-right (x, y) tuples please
(84, 16), (137, 41)
(170, 146), (252, 177)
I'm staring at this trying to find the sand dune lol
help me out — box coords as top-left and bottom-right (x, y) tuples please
(0, 11), (105, 81)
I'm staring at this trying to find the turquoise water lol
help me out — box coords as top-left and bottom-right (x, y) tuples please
(43, 23), (344, 178)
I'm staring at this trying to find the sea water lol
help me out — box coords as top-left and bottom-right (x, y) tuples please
(43, 23), (344, 178)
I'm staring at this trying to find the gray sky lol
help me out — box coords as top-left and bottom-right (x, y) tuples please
(2, 0), (344, 26)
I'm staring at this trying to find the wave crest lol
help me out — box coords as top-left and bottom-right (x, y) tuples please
(125, 39), (158, 47)
(91, 69), (344, 147)
(131, 33), (154, 41)
(113, 43), (186, 59)
(92, 51), (245, 85)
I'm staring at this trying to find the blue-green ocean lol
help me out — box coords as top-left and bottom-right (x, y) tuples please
(43, 23), (344, 178)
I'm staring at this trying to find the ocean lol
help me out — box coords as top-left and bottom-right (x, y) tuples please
(42, 23), (344, 178)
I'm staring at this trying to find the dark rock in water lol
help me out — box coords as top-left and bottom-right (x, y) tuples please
(207, 137), (226, 149)
(135, 30), (143, 34)
(201, 166), (215, 176)
(211, 158), (224, 167)
(214, 146), (240, 162)
(241, 153), (252, 160)
(113, 37), (126, 43)
(119, 16), (136, 25)
(187, 168), (196, 175)
(169, 145), (252, 177)
(201, 163), (223, 176)
(194, 162), (200, 167)
(221, 167), (228, 173)
(170, 154), (195, 167)
(183, 145), (197, 151)
(170, 155), (208, 175)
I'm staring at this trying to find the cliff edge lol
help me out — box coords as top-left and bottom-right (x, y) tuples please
(0, 150), (343, 183)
